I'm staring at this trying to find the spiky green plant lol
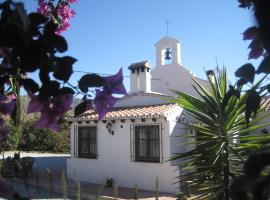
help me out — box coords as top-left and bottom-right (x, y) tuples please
(35, 168), (40, 192)
(46, 168), (54, 198)
(134, 182), (138, 200)
(95, 180), (105, 200)
(113, 182), (118, 200)
(61, 169), (68, 200)
(75, 173), (81, 200)
(171, 68), (270, 200)
(155, 176), (159, 200)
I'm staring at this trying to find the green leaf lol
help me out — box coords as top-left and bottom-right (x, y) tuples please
(245, 89), (261, 124)
(74, 101), (87, 116)
(78, 74), (105, 93)
(235, 63), (255, 83)
(22, 78), (39, 94)
(53, 56), (76, 82)
(257, 55), (270, 74)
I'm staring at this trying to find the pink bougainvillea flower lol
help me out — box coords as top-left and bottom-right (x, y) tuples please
(0, 118), (8, 141)
(103, 68), (127, 95)
(248, 39), (264, 59)
(243, 26), (258, 40)
(27, 94), (73, 131)
(37, 0), (76, 34)
(0, 126), (9, 141)
(243, 26), (268, 59)
(35, 110), (60, 130)
(0, 48), (12, 69)
(37, 0), (51, 16)
(94, 89), (119, 120)
(27, 95), (46, 113)
(67, 0), (77, 3)
(238, 0), (253, 8)
(0, 178), (16, 199)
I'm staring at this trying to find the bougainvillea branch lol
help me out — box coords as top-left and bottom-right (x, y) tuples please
(37, 0), (77, 34)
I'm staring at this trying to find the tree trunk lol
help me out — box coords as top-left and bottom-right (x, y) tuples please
(10, 79), (22, 149)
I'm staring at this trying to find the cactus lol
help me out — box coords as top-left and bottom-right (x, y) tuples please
(75, 173), (81, 200)
(35, 168), (40, 192)
(134, 182), (138, 200)
(61, 169), (68, 200)
(155, 176), (159, 200)
(46, 168), (54, 198)
(95, 180), (105, 200)
(113, 182), (118, 200)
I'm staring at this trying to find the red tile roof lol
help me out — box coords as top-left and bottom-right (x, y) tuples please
(68, 103), (181, 121)
(261, 97), (270, 111)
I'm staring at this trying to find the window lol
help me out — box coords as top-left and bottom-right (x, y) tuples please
(77, 126), (97, 159)
(134, 125), (160, 163)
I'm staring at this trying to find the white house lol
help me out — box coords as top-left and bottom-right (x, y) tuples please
(66, 36), (205, 193)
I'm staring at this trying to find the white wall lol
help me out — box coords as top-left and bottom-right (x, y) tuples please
(151, 63), (208, 97)
(115, 93), (169, 107)
(67, 118), (180, 193)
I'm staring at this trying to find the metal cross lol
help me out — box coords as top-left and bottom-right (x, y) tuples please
(166, 20), (171, 36)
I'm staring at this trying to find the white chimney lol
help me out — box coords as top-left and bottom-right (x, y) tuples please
(128, 61), (151, 93)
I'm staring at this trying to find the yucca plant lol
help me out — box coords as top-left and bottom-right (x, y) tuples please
(170, 68), (270, 200)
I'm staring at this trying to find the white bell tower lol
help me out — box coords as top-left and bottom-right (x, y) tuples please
(154, 36), (181, 67)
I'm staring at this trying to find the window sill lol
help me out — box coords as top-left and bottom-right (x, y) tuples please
(77, 155), (97, 159)
(134, 159), (161, 164)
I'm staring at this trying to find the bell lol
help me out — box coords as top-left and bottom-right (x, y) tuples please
(164, 47), (172, 60)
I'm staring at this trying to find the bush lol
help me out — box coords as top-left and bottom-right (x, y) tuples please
(4, 116), (70, 153)
(18, 118), (70, 153)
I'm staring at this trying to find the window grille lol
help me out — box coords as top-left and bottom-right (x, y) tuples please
(132, 124), (162, 163)
(76, 126), (97, 159)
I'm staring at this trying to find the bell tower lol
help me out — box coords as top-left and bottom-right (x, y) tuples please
(154, 36), (181, 67)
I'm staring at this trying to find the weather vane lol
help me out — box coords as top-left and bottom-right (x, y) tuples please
(166, 20), (171, 36)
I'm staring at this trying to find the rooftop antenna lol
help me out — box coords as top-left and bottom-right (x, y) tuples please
(166, 20), (171, 36)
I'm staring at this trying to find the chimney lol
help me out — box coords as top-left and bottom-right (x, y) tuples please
(128, 61), (151, 93)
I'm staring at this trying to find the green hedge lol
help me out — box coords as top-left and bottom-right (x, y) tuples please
(5, 117), (70, 153)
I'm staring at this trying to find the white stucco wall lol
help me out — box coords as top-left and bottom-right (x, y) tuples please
(151, 63), (208, 97)
(115, 93), (169, 107)
(67, 118), (180, 193)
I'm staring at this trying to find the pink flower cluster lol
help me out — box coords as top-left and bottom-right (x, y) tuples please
(27, 93), (73, 131)
(243, 26), (267, 59)
(37, 0), (77, 34)
(94, 68), (127, 119)
(0, 94), (16, 140)
(239, 0), (269, 60)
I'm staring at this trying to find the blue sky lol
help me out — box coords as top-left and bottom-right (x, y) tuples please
(23, 0), (259, 91)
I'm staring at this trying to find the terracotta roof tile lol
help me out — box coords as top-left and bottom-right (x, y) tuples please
(261, 97), (270, 111)
(68, 103), (181, 121)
